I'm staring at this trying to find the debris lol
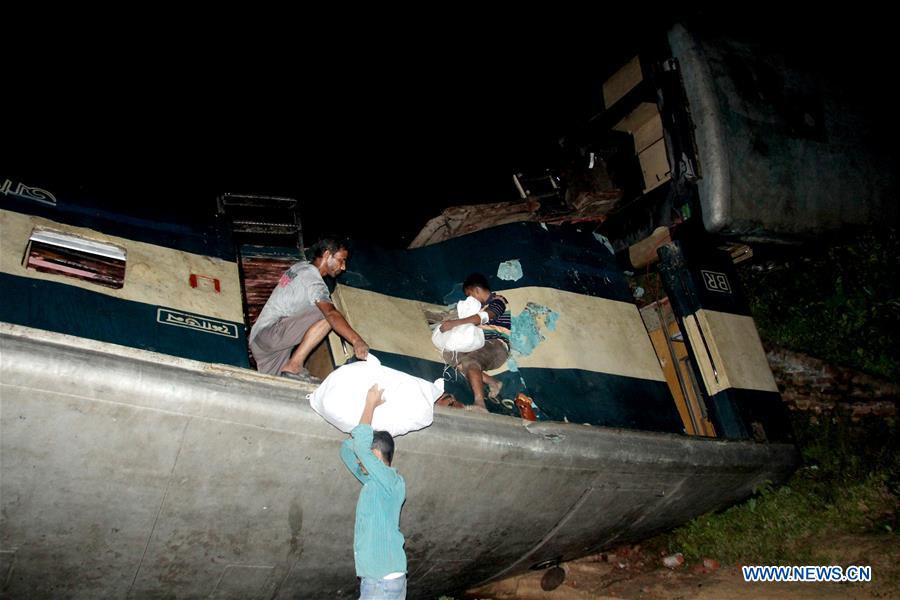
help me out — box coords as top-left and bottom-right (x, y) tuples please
(592, 232), (616, 255)
(718, 242), (753, 264)
(435, 392), (464, 409)
(515, 393), (538, 421)
(702, 558), (720, 571)
(662, 553), (685, 569)
(540, 566), (566, 591)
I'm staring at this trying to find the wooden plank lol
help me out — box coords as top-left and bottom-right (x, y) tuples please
(633, 112), (664, 154)
(612, 102), (658, 133)
(638, 137), (672, 192)
(648, 327), (697, 435)
(603, 55), (643, 108)
(669, 319), (716, 437)
(643, 301), (716, 437)
(306, 339), (335, 379)
(628, 226), (671, 270)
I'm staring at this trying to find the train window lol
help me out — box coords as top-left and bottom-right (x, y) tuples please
(25, 229), (126, 289)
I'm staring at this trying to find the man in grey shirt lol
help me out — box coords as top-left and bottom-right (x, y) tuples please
(249, 237), (369, 379)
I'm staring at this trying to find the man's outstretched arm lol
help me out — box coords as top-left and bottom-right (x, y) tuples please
(351, 386), (398, 491)
(316, 300), (369, 359)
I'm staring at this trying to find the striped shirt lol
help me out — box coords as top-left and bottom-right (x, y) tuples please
(480, 293), (511, 342)
(340, 425), (407, 579)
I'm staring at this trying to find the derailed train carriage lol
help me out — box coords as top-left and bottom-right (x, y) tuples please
(1, 182), (794, 600)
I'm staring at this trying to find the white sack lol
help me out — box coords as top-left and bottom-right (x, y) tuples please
(308, 354), (443, 437)
(431, 295), (485, 353)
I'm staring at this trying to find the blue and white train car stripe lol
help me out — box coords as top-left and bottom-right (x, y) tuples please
(659, 239), (790, 441)
(0, 205), (250, 368)
(325, 222), (685, 433)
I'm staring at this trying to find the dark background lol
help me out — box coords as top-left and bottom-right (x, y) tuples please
(6, 8), (896, 246)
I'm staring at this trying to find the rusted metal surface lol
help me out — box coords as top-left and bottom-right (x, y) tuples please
(239, 256), (296, 327)
(408, 190), (622, 249)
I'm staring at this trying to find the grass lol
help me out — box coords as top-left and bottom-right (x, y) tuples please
(656, 412), (898, 566)
(740, 227), (900, 382)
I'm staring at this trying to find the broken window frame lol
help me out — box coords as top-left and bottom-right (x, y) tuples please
(24, 229), (127, 289)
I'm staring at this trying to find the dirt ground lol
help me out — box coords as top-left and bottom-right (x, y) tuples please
(465, 535), (899, 599)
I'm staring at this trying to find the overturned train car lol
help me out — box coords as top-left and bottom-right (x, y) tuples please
(1, 171), (796, 599)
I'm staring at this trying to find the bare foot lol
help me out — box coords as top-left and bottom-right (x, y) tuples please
(281, 367), (311, 377)
(280, 369), (321, 383)
(486, 379), (503, 400)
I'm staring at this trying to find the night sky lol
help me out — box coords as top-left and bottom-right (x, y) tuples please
(6, 8), (894, 247)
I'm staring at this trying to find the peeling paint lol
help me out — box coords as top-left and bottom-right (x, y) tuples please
(592, 232), (615, 256)
(545, 311), (559, 332)
(510, 302), (560, 358)
(497, 259), (523, 282)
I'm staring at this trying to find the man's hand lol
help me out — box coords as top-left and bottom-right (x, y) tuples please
(439, 319), (458, 333)
(366, 384), (385, 408)
(353, 339), (370, 360)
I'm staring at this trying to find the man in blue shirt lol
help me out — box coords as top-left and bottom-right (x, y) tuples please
(340, 385), (407, 599)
